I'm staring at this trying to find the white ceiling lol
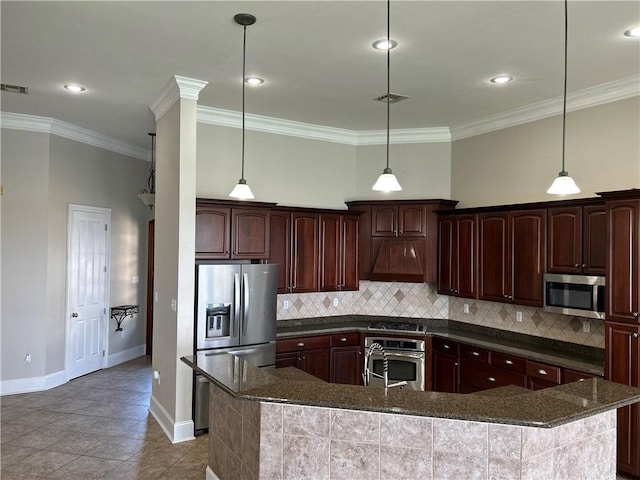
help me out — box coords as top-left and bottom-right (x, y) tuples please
(1, 1), (639, 153)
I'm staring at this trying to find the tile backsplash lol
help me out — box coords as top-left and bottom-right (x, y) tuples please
(277, 280), (605, 349)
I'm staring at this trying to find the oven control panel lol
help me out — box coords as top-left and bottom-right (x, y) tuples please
(364, 337), (425, 352)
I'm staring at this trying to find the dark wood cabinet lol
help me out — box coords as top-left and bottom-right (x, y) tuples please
(605, 197), (640, 324)
(526, 360), (561, 390)
(478, 209), (546, 307)
(605, 321), (640, 478)
(195, 201), (271, 260)
(319, 213), (359, 292)
(547, 203), (606, 275)
(290, 212), (319, 293)
(348, 199), (457, 283)
(330, 332), (362, 385)
(438, 214), (477, 298)
(432, 337), (459, 393)
(269, 210), (291, 294)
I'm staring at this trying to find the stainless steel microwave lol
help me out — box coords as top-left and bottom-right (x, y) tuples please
(543, 273), (605, 319)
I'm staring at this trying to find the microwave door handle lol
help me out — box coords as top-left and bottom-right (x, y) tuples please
(593, 284), (603, 318)
(233, 273), (241, 338)
(242, 273), (249, 337)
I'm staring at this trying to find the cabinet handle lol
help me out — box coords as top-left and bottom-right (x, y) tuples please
(399, 229), (403, 234)
(443, 344), (450, 350)
(633, 312), (640, 318)
(297, 342), (305, 347)
(503, 294), (512, 299)
(471, 351), (480, 357)
(538, 369), (548, 376)
(453, 289), (458, 294)
(633, 333), (639, 338)
(454, 362), (459, 367)
(340, 337), (348, 342)
(504, 360), (514, 365)
(582, 264), (587, 268)
(574, 263), (580, 268)
(487, 377), (496, 382)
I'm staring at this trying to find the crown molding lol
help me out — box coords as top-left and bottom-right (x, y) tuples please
(0, 112), (149, 160)
(451, 75), (640, 140)
(150, 75), (208, 121)
(197, 106), (450, 145)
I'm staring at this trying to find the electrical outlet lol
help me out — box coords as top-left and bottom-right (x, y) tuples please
(333, 298), (339, 307)
(170, 299), (177, 311)
(582, 319), (591, 333)
(24, 353), (31, 363)
(463, 304), (470, 314)
(283, 300), (290, 310)
(516, 311), (523, 322)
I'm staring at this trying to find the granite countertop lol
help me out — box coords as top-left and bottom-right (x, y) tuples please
(276, 315), (605, 376)
(182, 352), (640, 428)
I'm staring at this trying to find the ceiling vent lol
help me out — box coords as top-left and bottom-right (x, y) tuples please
(373, 93), (408, 104)
(1, 84), (29, 94)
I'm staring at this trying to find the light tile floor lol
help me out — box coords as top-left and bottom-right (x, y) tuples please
(1, 356), (207, 480)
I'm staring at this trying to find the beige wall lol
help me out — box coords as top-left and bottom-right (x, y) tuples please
(451, 97), (640, 208)
(1, 128), (150, 383)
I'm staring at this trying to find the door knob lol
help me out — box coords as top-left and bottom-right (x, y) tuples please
(72, 312), (79, 318)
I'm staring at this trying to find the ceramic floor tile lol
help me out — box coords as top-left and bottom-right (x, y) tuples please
(8, 427), (70, 450)
(0, 449), (78, 477)
(46, 454), (122, 479)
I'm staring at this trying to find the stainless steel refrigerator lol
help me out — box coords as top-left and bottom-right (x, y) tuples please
(193, 263), (277, 433)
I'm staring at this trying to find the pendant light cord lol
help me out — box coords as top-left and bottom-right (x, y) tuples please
(561, 0), (568, 173)
(386, 0), (391, 170)
(241, 23), (247, 180)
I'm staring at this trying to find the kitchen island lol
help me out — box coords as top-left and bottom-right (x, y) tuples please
(182, 352), (640, 480)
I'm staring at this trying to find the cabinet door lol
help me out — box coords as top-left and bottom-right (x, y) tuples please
(330, 346), (362, 385)
(607, 199), (640, 324)
(319, 214), (341, 291)
(398, 205), (426, 237)
(511, 209), (546, 307)
(341, 215), (359, 291)
(605, 321), (640, 477)
(231, 207), (270, 259)
(479, 212), (510, 302)
(300, 348), (330, 382)
(433, 351), (459, 393)
(456, 215), (478, 298)
(291, 212), (319, 293)
(437, 217), (456, 295)
(269, 211), (291, 293)
(371, 206), (397, 237)
(582, 205), (606, 275)
(275, 352), (299, 369)
(547, 206), (582, 274)
(195, 207), (231, 259)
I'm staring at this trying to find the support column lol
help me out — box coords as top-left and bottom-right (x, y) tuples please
(148, 75), (208, 442)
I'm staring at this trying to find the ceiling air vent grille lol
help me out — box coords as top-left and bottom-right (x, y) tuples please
(373, 93), (408, 104)
(1, 84), (29, 94)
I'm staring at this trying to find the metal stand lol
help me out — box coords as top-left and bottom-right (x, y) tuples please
(110, 305), (138, 332)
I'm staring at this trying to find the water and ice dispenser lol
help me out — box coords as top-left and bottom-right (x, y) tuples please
(206, 303), (231, 338)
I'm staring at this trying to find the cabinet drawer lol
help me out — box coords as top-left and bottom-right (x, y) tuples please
(491, 351), (526, 374)
(526, 360), (561, 384)
(277, 335), (330, 353)
(460, 344), (490, 364)
(432, 337), (459, 355)
(460, 362), (526, 390)
(330, 332), (359, 347)
(563, 368), (598, 384)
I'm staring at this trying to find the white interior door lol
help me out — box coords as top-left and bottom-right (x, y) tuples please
(66, 204), (111, 379)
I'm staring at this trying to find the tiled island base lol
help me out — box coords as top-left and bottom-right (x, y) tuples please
(207, 382), (616, 480)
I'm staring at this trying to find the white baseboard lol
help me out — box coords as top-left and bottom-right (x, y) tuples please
(149, 394), (196, 444)
(206, 466), (219, 480)
(106, 344), (146, 368)
(0, 369), (67, 396)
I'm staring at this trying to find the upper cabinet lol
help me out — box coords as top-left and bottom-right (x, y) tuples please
(347, 199), (458, 283)
(601, 190), (640, 324)
(195, 201), (272, 260)
(547, 202), (606, 275)
(437, 214), (478, 298)
(319, 213), (359, 292)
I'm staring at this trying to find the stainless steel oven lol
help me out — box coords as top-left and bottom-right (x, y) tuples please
(363, 336), (426, 391)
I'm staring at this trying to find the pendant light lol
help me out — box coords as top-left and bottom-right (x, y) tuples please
(138, 132), (156, 209)
(372, 0), (402, 192)
(229, 13), (256, 200)
(547, 0), (580, 195)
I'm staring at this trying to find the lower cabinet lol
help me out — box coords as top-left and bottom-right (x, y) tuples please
(432, 338), (460, 393)
(276, 332), (361, 385)
(526, 360), (562, 390)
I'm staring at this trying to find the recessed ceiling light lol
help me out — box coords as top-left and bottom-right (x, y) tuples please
(372, 39), (398, 50)
(489, 74), (514, 85)
(64, 84), (86, 93)
(244, 76), (264, 86)
(624, 26), (640, 38)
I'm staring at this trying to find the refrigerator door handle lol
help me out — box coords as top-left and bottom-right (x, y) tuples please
(233, 273), (241, 338)
(243, 273), (250, 336)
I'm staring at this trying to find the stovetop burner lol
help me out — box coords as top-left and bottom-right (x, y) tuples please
(368, 322), (426, 333)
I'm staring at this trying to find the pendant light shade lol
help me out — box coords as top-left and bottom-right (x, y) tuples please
(547, 0), (580, 195)
(229, 13), (256, 200)
(372, 0), (402, 192)
(138, 132), (156, 208)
